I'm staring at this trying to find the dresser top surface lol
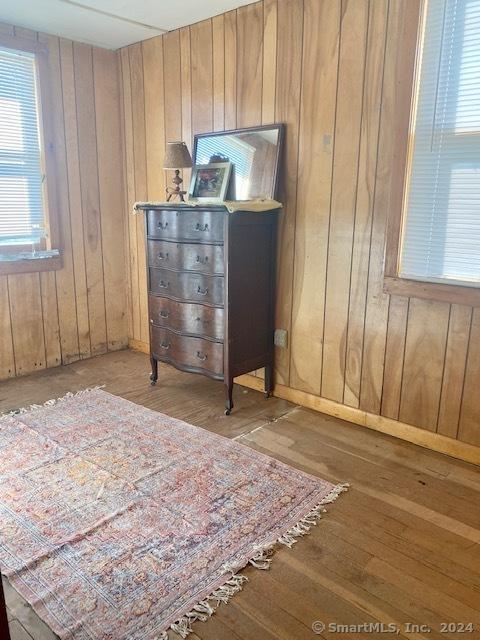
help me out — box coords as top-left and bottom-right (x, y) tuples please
(134, 200), (282, 214)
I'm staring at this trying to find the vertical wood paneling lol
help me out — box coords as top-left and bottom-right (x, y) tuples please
(343, 0), (388, 407)
(43, 35), (80, 365)
(0, 28), (127, 382)
(321, 0), (369, 402)
(437, 305), (472, 438)
(363, 0), (421, 415)
(290, 0), (339, 394)
(120, 47), (139, 342)
(35, 33), (63, 370)
(93, 48), (128, 351)
(262, 0), (277, 125)
(224, 11), (237, 130)
(143, 37), (166, 201)
(8, 274), (46, 376)
(381, 295), (409, 419)
(163, 32), (182, 141)
(0, 278), (15, 378)
(273, 0), (303, 386)
(360, 0), (414, 414)
(118, 0), (479, 452)
(252, 0), (278, 381)
(180, 27), (192, 189)
(163, 30), (183, 215)
(190, 21), (213, 135)
(60, 38), (92, 359)
(119, 63), (133, 347)
(399, 299), (450, 430)
(40, 273), (61, 368)
(141, 35), (165, 346)
(212, 15), (225, 132)
(458, 308), (480, 447)
(129, 44), (149, 345)
(231, 2), (264, 363)
(236, 3), (263, 128)
(73, 42), (108, 356)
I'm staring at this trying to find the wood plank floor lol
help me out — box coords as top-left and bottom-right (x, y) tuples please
(1, 350), (479, 640)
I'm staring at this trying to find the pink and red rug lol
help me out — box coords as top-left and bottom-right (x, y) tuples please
(0, 388), (347, 639)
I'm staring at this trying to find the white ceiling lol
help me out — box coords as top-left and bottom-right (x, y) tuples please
(0, 0), (254, 49)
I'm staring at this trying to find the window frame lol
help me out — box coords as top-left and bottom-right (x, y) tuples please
(383, 0), (480, 307)
(0, 32), (62, 276)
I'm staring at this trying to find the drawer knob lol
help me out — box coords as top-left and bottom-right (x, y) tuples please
(160, 341), (170, 350)
(158, 221), (168, 230)
(197, 286), (209, 296)
(159, 310), (170, 318)
(195, 222), (209, 232)
(159, 280), (170, 289)
(196, 255), (209, 264)
(158, 252), (169, 260)
(196, 351), (208, 361)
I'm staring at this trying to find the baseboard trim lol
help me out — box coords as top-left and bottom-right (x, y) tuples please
(129, 340), (479, 465)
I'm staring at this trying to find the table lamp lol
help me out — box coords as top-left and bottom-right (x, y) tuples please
(163, 141), (193, 202)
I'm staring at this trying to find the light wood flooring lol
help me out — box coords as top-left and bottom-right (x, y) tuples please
(1, 350), (479, 640)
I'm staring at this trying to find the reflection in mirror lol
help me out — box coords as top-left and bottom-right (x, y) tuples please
(194, 125), (284, 201)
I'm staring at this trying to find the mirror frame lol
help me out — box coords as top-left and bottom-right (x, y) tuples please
(193, 124), (285, 201)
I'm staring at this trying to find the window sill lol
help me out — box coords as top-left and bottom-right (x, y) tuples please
(384, 275), (480, 307)
(0, 252), (63, 276)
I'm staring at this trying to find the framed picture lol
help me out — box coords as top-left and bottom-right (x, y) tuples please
(188, 162), (232, 202)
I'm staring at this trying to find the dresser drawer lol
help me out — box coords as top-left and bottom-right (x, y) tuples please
(151, 326), (223, 377)
(149, 268), (224, 306)
(149, 296), (224, 341)
(147, 240), (224, 274)
(146, 209), (224, 243)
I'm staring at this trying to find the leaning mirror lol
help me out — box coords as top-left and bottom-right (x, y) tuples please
(193, 124), (284, 201)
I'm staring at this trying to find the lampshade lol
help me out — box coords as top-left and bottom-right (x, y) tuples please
(163, 141), (192, 169)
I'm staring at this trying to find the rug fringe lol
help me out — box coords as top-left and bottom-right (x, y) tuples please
(164, 482), (349, 639)
(0, 386), (105, 419)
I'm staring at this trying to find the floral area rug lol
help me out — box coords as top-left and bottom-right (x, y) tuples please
(0, 388), (347, 639)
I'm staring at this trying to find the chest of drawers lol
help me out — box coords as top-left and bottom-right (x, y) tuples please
(138, 204), (279, 414)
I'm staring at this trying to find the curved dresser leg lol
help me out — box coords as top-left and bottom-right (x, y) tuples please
(264, 362), (273, 399)
(150, 356), (158, 386)
(224, 379), (234, 415)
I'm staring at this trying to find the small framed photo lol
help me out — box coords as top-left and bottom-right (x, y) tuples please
(188, 162), (232, 203)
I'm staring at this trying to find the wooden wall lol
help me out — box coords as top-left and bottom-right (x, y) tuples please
(121, 0), (479, 456)
(0, 24), (128, 381)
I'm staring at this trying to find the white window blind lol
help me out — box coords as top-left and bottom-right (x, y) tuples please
(0, 46), (45, 247)
(400, 0), (480, 286)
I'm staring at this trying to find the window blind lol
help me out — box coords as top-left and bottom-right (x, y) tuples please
(400, 0), (480, 286)
(0, 46), (45, 247)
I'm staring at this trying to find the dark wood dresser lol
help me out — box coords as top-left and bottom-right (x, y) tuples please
(138, 203), (279, 414)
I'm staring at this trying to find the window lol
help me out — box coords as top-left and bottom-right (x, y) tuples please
(0, 46), (46, 250)
(0, 35), (60, 275)
(398, 0), (480, 290)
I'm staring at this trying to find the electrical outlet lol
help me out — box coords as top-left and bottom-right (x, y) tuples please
(274, 329), (288, 348)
